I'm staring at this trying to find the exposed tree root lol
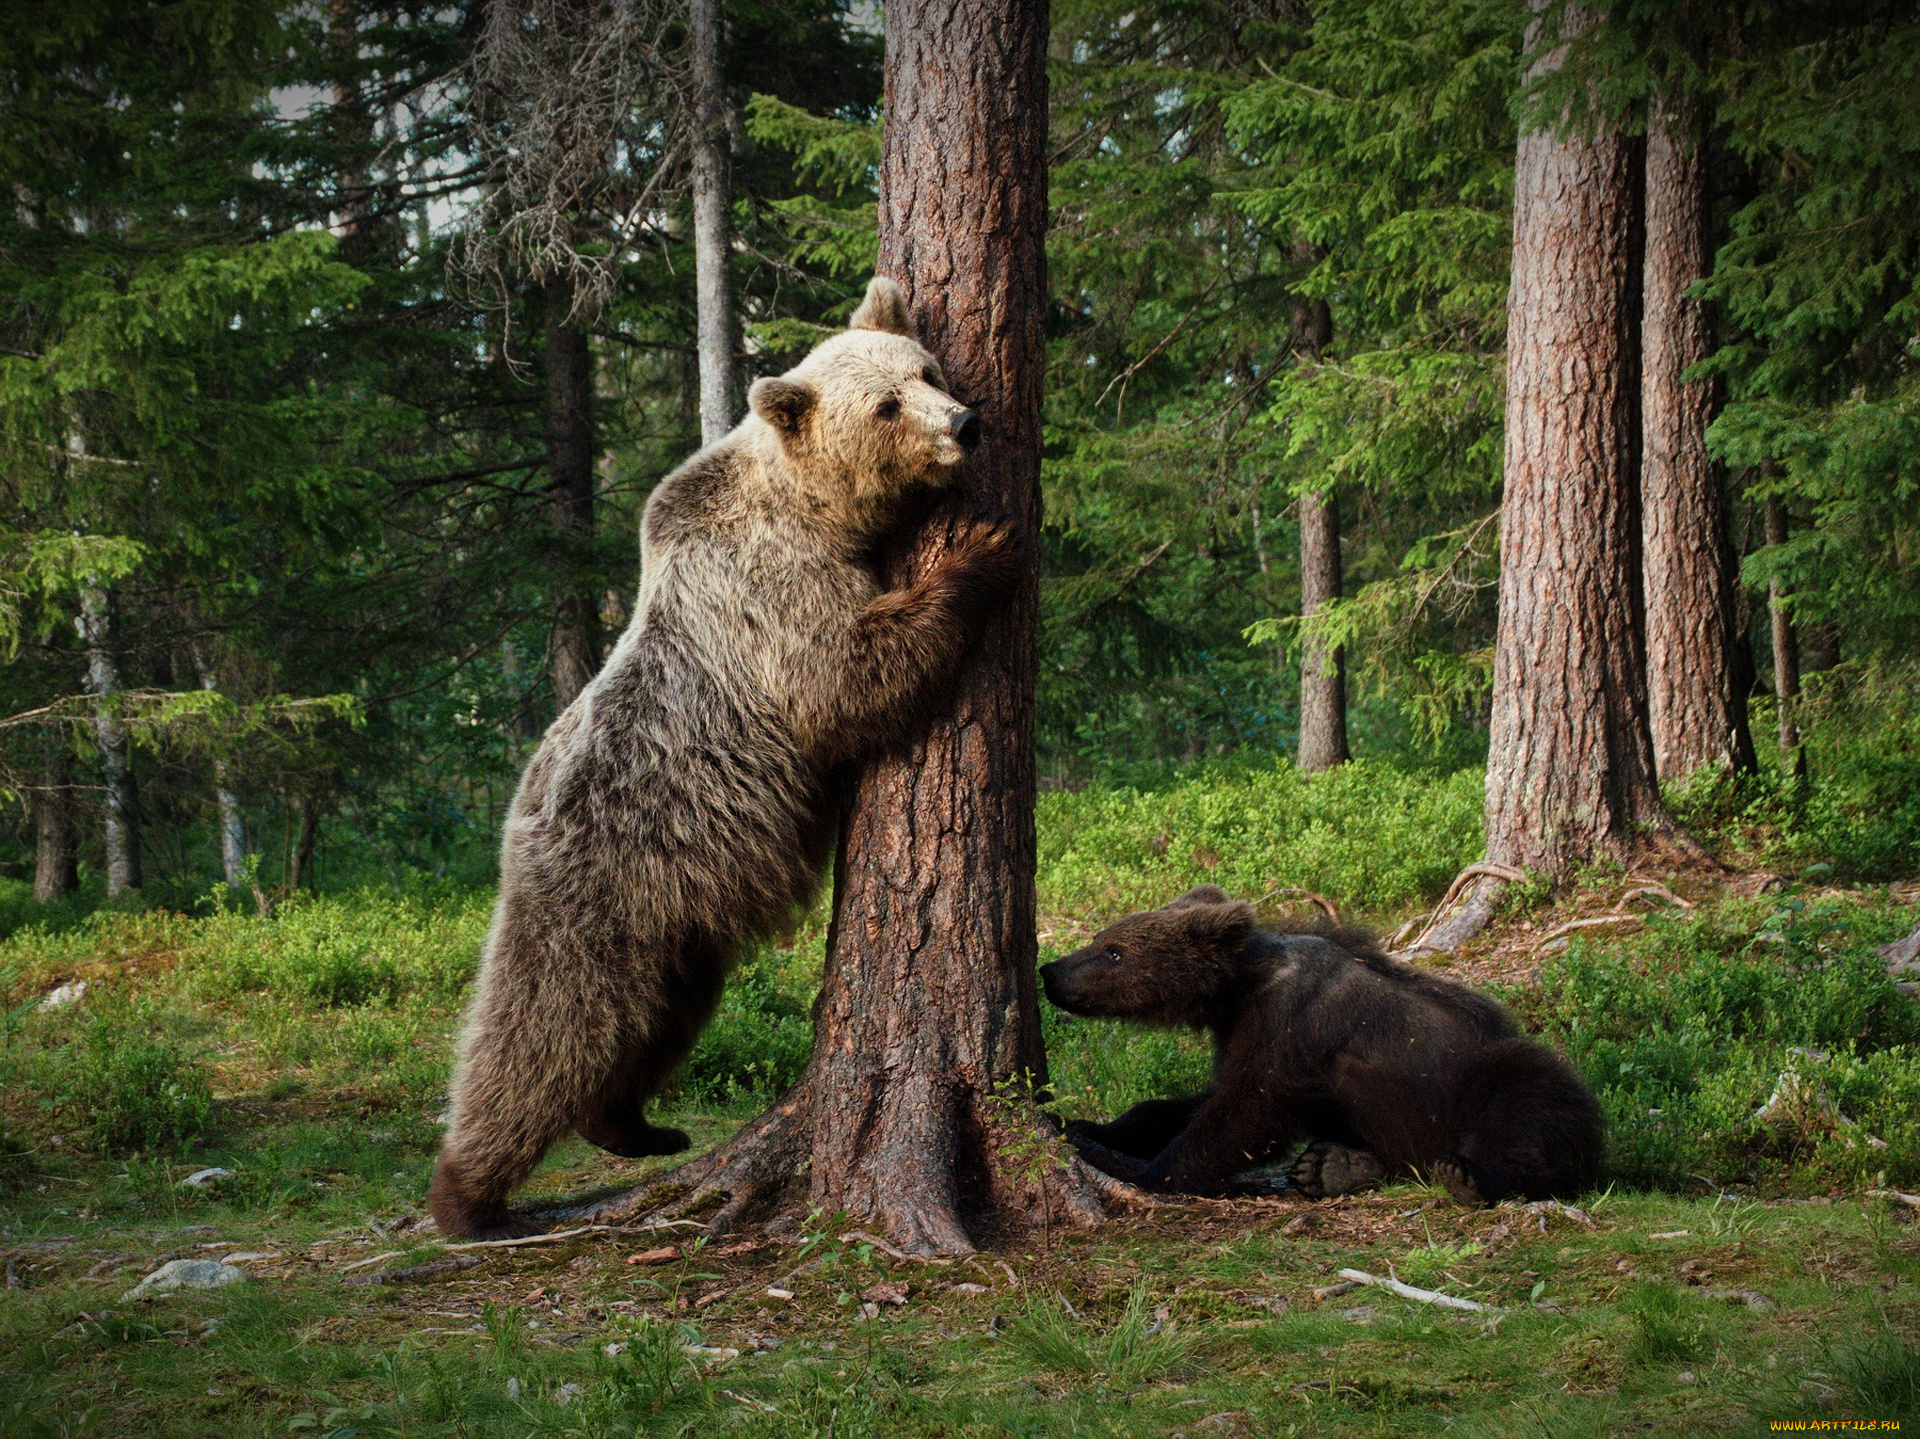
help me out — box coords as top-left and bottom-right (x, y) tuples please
(1397, 864), (1525, 956)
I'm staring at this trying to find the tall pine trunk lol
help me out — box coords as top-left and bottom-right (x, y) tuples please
(1640, 85), (1754, 780)
(552, 0), (1125, 1254)
(78, 585), (140, 897)
(1293, 291), (1348, 773)
(690, 0), (736, 445)
(1483, 2), (1667, 881)
(33, 743), (78, 903)
(545, 278), (600, 710)
(1764, 495), (1800, 759)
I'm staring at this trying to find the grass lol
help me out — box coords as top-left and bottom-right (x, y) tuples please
(0, 751), (1916, 1434)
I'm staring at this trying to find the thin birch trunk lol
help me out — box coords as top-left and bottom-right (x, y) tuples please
(690, 0), (736, 445)
(78, 585), (140, 897)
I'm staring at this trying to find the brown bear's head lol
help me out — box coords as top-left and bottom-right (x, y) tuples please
(1040, 885), (1257, 1028)
(746, 276), (979, 524)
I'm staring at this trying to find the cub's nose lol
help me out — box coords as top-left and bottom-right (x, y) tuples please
(950, 409), (981, 451)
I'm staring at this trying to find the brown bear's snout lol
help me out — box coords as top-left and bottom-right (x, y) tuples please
(950, 409), (981, 451)
(1040, 951), (1110, 1015)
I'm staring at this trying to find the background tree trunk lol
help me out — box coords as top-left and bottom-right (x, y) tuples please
(1640, 84), (1754, 782)
(1293, 291), (1348, 773)
(544, 277), (600, 709)
(549, 0), (1126, 1255)
(33, 744), (78, 903)
(1482, 2), (1668, 881)
(690, 0), (736, 445)
(1764, 494), (1800, 759)
(193, 648), (249, 889)
(78, 585), (140, 897)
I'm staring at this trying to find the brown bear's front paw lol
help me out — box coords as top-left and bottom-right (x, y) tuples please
(1433, 1153), (1490, 1208)
(945, 515), (1025, 605)
(1289, 1141), (1387, 1199)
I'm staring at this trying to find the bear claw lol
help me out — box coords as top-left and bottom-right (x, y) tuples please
(1433, 1153), (1489, 1207)
(1289, 1141), (1386, 1198)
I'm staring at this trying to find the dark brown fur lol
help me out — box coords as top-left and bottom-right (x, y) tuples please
(429, 278), (1011, 1237)
(1039, 886), (1604, 1205)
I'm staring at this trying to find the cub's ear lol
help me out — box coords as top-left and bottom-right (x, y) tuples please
(849, 275), (916, 337)
(1168, 884), (1233, 909)
(749, 376), (816, 435)
(1180, 898), (1257, 948)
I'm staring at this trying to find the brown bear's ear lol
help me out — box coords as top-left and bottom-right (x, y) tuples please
(1184, 898), (1257, 947)
(1168, 884), (1233, 909)
(849, 276), (916, 338)
(749, 376), (816, 436)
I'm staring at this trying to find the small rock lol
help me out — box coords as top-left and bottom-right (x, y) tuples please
(747, 1334), (781, 1352)
(1706, 1286), (1776, 1312)
(552, 1382), (582, 1407)
(40, 981), (87, 1010)
(1337, 1305), (1378, 1323)
(861, 1281), (909, 1306)
(179, 1168), (235, 1190)
(122, 1259), (245, 1302)
(1676, 1370), (1696, 1385)
(602, 1341), (627, 1357)
(682, 1344), (740, 1365)
(506, 1377), (521, 1401)
(858, 1301), (881, 1321)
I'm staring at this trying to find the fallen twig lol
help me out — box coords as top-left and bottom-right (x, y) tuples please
(339, 1250), (404, 1272)
(1532, 914), (1643, 954)
(1311, 1279), (1360, 1301)
(343, 1254), (484, 1287)
(1336, 1267), (1491, 1313)
(443, 1221), (705, 1252)
(1617, 883), (1692, 911)
(1867, 1187), (1920, 1211)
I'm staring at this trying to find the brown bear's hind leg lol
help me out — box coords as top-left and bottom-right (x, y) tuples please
(1290, 1140), (1387, 1198)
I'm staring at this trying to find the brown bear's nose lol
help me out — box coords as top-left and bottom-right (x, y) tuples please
(950, 409), (981, 451)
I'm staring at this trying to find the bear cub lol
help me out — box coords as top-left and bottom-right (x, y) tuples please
(1041, 886), (1603, 1205)
(428, 276), (1017, 1238)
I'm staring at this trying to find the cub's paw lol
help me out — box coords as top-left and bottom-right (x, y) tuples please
(1289, 1141), (1387, 1199)
(1433, 1153), (1490, 1208)
(1063, 1127), (1148, 1182)
(608, 1123), (691, 1159)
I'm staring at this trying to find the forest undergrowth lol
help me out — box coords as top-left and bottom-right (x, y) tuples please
(1, 742), (1917, 1436)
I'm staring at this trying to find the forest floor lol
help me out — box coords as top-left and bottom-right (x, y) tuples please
(3, 760), (1918, 1436)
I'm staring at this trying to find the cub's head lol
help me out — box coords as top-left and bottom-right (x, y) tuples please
(1040, 885), (1257, 1028)
(747, 276), (979, 515)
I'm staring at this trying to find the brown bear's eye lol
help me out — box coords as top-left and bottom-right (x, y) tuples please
(1103, 947), (1122, 963)
(922, 366), (940, 388)
(876, 398), (900, 420)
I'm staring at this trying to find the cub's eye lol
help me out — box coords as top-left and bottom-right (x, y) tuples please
(876, 397), (900, 420)
(1102, 947), (1122, 963)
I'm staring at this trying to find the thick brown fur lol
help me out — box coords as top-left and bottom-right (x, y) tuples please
(429, 278), (1014, 1238)
(1039, 886), (1604, 1205)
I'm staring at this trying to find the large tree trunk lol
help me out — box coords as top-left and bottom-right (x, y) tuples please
(689, 0), (736, 445)
(1640, 85), (1755, 782)
(547, 0), (1128, 1254)
(1763, 494), (1800, 759)
(1482, 3), (1668, 882)
(544, 278), (600, 710)
(32, 744), (78, 903)
(78, 585), (140, 897)
(1293, 292), (1348, 773)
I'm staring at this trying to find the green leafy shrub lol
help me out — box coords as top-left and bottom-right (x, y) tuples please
(671, 951), (813, 1106)
(1513, 897), (1920, 1190)
(58, 1005), (213, 1155)
(1037, 757), (1483, 927)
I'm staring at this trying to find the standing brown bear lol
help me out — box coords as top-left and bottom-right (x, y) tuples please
(1041, 886), (1604, 1205)
(430, 277), (1016, 1238)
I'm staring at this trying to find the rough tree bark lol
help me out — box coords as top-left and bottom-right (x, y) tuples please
(1764, 494), (1800, 759)
(547, 0), (1131, 1254)
(545, 278), (601, 710)
(77, 585), (140, 897)
(1293, 291), (1348, 773)
(32, 744), (78, 903)
(192, 647), (249, 890)
(690, 0), (736, 445)
(1412, 3), (1671, 950)
(1640, 84), (1754, 781)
